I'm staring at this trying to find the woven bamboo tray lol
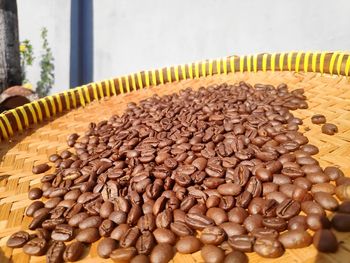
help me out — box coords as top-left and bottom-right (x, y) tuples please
(0, 52), (350, 263)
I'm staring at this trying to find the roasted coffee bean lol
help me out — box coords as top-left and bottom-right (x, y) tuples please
(228, 235), (255, 252)
(29, 210), (50, 230)
(200, 226), (226, 245)
(253, 237), (284, 258)
(306, 172), (330, 184)
(206, 195), (221, 208)
(170, 221), (194, 237)
(306, 213), (331, 231)
(338, 201), (350, 213)
(256, 168), (273, 182)
(109, 211), (127, 225)
(120, 227), (140, 248)
(206, 207), (228, 225)
(220, 222), (246, 237)
(176, 236), (202, 254)
(335, 185), (350, 200)
(294, 177), (312, 190)
(68, 212), (89, 227)
(217, 183), (241, 196)
(79, 215), (102, 229)
(324, 166), (344, 180)
(110, 247), (137, 262)
(63, 241), (84, 262)
(224, 251), (248, 263)
(136, 231), (156, 255)
(313, 229), (338, 253)
(243, 214), (263, 232)
(311, 183), (335, 195)
(76, 227), (100, 243)
(262, 199), (278, 217)
(26, 201), (44, 217)
(127, 204), (143, 225)
(331, 213), (350, 232)
(276, 199), (301, 219)
(51, 224), (74, 241)
(46, 241), (65, 263)
(288, 215), (307, 231)
(301, 201), (326, 215)
(28, 187), (43, 200)
(279, 230), (312, 248)
(228, 207), (249, 224)
(32, 163), (50, 174)
(322, 123), (338, 135)
(23, 237), (47, 256)
(311, 114), (326, 124)
(201, 245), (225, 263)
(185, 213), (214, 230)
(156, 209), (172, 229)
(131, 255), (150, 263)
(153, 228), (176, 245)
(7, 231), (30, 248)
(100, 201), (114, 218)
(251, 228), (278, 239)
(150, 244), (175, 263)
(263, 217), (287, 232)
(99, 219), (115, 237)
(110, 224), (129, 241)
(97, 237), (118, 258)
(313, 192), (338, 211)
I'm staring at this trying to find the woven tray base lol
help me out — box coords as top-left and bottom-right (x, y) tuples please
(0, 71), (350, 263)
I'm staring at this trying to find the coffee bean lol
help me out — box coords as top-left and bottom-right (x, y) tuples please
(63, 241), (84, 262)
(313, 192), (338, 211)
(335, 184), (350, 200)
(32, 163), (50, 174)
(110, 247), (137, 262)
(26, 201), (44, 217)
(201, 245), (225, 263)
(68, 212), (89, 227)
(76, 227), (100, 243)
(97, 237), (118, 258)
(279, 230), (312, 248)
(23, 237), (47, 256)
(254, 237), (284, 258)
(288, 215), (307, 231)
(311, 114), (326, 124)
(228, 207), (249, 224)
(6, 231), (30, 248)
(110, 224), (129, 241)
(51, 224), (74, 241)
(263, 217), (287, 232)
(150, 243), (174, 263)
(322, 123), (338, 135)
(206, 207), (228, 225)
(228, 235), (255, 252)
(200, 226), (226, 245)
(251, 228), (278, 239)
(170, 221), (194, 237)
(79, 215), (102, 229)
(131, 255), (150, 263)
(136, 231), (156, 255)
(306, 213), (331, 231)
(338, 201), (350, 213)
(99, 219), (115, 237)
(324, 166), (344, 180)
(331, 213), (350, 231)
(217, 183), (242, 196)
(224, 251), (248, 263)
(153, 228), (176, 245)
(301, 201), (326, 215)
(313, 229), (338, 253)
(120, 227), (140, 248)
(185, 213), (214, 230)
(276, 199), (301, 219)
(176, 236), (202, 254)
(46, 241), (65, 263)
(28, 187), (43, 200)
(244, 214), (263, 232)
(220, 222), (246, 237)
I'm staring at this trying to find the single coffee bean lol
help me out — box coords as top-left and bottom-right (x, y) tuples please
(301, 201), (326, 215)
(217, 183), (242, 196)
(51, 224), (74, 241)
(185, 213), (214, 230)
(321, 123), (338, 135)
(324, 166), (344, 180)
(110, 247), (137, 262)
(335, 185), (350, 200)
(76, 227), (100, 243)
(100, 201), (114, 218)
(28, 187), (43, 200)
(256, 168), (273, 182)
(156, 209), (173, 229)
(97, 237), (118, 258)
(170, 221), (194, 237)
(331, 213), (350, 231)
(313, 229), (338, 252)
(263, 217), (287, 232)
(201, 245), (225, 263)
(136, 231), (156, 255)
(32, 163), (50, 174)
(6, 231), (30, 248)
(63, 241), (85, 262)
(306, 213), (331, 231)
(79, 215), (102, 229)
(23, 237), (47, 256)
(279, 230), (312, 248)
(110, 224), (129, 241)
(253, 237), (284, 258)
(176, 236), (202, 254)
(153, 228), (176, 245)
(68, 212), (89, 227)
(26, 201), (44, 217)
(46, 241), (65, 263)
(99, 219), (115, 237)
(311, 114), (326, 124)
(228, 207), (249, 224)
(251, 228), (278, 239)
(131, 255), (150, 263)
(228, 235), (255, 252)
(288, 215), (307, 231)
(313, 192), (339, 211)
(206, 207), (228, 225)
(150, 243), (175, 263)
(311, 183), (335, 195)
(243, 214), (263, 232)
(120, 227), (140, 248)
(276, 199), (301, 219)
(338, 201), (350, 213)
(224, 251), (248, 263)
(200, 226), (226, 245)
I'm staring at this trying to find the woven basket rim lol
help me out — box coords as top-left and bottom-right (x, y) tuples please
(0, 51), (349, 141)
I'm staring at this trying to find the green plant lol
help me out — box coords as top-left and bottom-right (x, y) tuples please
(20, 39), (35, 84)
(36, 27), (54, 97)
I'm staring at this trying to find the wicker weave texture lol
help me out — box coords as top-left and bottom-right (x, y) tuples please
(0, 71), (349, 262)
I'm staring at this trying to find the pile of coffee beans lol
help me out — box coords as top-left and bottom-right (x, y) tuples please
(6, 82), (350, 263)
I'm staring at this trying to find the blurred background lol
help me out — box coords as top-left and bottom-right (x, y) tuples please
(2, 0), (350, 101)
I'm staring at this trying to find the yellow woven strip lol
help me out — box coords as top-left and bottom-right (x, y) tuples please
(26, 104), (37, 124)
(33, 101), (43, 121)
(208, 60), (213, 76)
(174, 67), (179, 81)
(40, 99), (51, 117)
(63, 91), (71, 110)
(55, 94), (63, 113)
(77, 87), (86, 107)
(223, 58), (227, 74)
(97, 82), (104, 97)
(104, 81), (111, 97)
(345, 56), (350, 77)
(195, 62), (199, 78)
(145, 72), (150, 87)
(295, 52), (302, 72)
(253, 54), (258, 72)
(337, 53), (345, 76)
(18, 106), (29, 127)
(166, 67), (172, 83)
(48, 96), (56, 115)
(90, 83), (98, 100)
(247, 55), (251, 72)
(202, 62), (207, 77)
(239, 56), (244, 73)
(82, 85), (91, 104)
(137, 72), (144, 89)
(287, 52), (294, 71)
(271, 53), (276, 72)
(2, 114), (13, 136)
(319, 52), (327, 74)
(279, 52), (285, 71)
(110, 79), (116, 95)
(71, 90), (77, 108)
(329, 52), (339, 75)
(180, 65), (186, 80)
(151, 70), (157, 86)
(262, 54), (268, 72)
(130, 74), (137, 91)
(118, 77), (124, 94)
(230, 57), (235, 73)
(312, 52), (318, 72)
(125, 76), (130, 92)
(0, 118), (9, 140)
(216, 59), (221, 74)
(159, 69), (164, 84)
(304, 52), (311, 72)
(9, 109), (23, 132)
(188, 64), (193, 78)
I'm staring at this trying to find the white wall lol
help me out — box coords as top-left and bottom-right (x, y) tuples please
(17, 0), (350, 94)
